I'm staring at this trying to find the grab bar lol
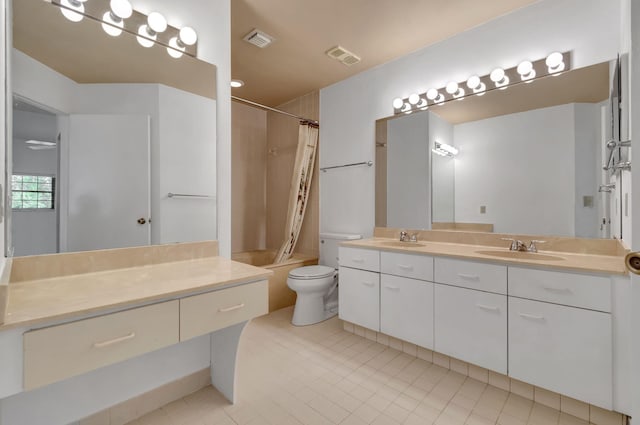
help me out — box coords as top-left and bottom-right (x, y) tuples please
(167, 193), (216, 199)
(320, 161), (373, 172)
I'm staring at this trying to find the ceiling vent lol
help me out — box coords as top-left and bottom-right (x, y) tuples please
(243, 29), (274, 48)
(326, 45), (361, 67)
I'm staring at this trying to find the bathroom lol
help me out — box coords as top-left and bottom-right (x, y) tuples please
(0, 0), (640, 424)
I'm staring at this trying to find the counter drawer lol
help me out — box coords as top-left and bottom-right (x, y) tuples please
(180, 280), (268, 341)
(24, 300), (179, 390)
(508, 267), (611, 312)
(434, 258), (507, 294)
(381, 251), (433, 281)
(339, 247), (380, 272)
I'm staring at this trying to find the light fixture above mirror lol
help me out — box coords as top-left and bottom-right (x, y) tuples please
(392, 51), (571, 115)
(53, 0), (198, 59)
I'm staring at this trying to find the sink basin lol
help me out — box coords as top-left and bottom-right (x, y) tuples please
(379, 241), (427, 248)
(476, 250), (565, 261)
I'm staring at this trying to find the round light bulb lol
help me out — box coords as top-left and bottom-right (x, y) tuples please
(110, 0), (132, 19)
(147, 12), (167, 33)
(179, 27), (198, 46)
(546, 52), (563, 68)
(392, 98), (404, 109)
(167, 37), (184, 58)
(408, 94), (420, 105)
(445, 82), (459, 94)
(230, 79), (245, 88)
(102, 11), (124, 36)
(60, 0), (84, 22)
(466, 75), (480, 89)
(426, 88), (439, 100)
(490, 68), (505, 82)
(517, 61), (533, 75)
(137, 25), (156, 47)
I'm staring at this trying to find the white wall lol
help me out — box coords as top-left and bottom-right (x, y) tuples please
(319, 0), (621, 238)
(429, 112), (455, 223)
(12, 110), (58, 256)
(574, 103), (601, 238)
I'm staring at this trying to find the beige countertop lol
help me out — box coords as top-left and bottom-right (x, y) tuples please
(344, 238), (627, 275)
(1, 256), (273, 331)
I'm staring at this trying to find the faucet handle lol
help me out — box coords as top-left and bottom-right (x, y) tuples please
(501, 237), (518, 251)
(528, 240), (546, 253)
(399, 231), (408, 242)
(409, 233), (418, 242)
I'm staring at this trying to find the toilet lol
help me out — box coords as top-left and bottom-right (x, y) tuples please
(287, 233), (361, 326)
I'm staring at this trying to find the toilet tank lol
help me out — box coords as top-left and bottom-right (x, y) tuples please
(319, 233), (362, 269)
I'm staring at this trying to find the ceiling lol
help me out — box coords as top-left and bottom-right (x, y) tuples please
(231, 0), (540, 106)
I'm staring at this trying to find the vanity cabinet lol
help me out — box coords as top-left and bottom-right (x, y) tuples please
(508, 267), (613, 409)
(338, 247), (381, 330)
(433, 258), (508, 373)
(380, 252), (434, 349)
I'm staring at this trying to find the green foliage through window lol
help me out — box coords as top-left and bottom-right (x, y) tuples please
(12, 175), (55, 210)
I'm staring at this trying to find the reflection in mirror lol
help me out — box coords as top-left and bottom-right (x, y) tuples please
(10, 0), (217, 256)
(376, 61), (617, 239)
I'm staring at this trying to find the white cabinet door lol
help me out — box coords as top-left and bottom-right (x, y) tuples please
(509, 297), (612, 409)
(381, 274), (434, 349)
(338, 266), (380, 331)
(435, 284), (507, 373)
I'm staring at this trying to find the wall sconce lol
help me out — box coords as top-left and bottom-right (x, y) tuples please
(490, 67), (509, 89)
(60, 0), (88, 22)
(432, 142), (458, 157)
(101, 0), (133, 37)
(391, 51), (571, 115)
(53, 0), (198, 59)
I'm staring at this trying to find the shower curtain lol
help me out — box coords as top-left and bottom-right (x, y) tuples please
(274, 121), (319, 263)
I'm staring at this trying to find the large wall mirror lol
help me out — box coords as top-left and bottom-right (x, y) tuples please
(8, 0), (217, 256)
(375, 60), (624, 239)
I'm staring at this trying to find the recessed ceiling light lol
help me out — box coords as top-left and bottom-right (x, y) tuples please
(230, 79), (245, 88)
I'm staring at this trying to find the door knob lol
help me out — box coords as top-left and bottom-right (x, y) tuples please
(137, 218), (146, 225)
(625, 252), (640, 275)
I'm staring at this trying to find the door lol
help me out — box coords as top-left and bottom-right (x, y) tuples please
(338, 266), (380, 331)
(64, 115), (150, 252)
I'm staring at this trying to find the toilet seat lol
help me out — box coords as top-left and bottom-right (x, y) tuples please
(288, 265), (335, 280)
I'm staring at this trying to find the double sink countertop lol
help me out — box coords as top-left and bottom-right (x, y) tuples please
(343, 228), (628, 276)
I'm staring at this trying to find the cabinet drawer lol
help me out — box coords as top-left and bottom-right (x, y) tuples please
(339, 247), (380, 272)
(180, 280), (268, 341)
(509, 267), (611, 312)
(434, 258), (507, 294)
(381, 274), (434, 349)
(435, 285), (507, 373)
(381, 251), (433, 281)
(24, 301), (179, 390)
(509, 297), (612, 408)
(338, 266), (380, 331)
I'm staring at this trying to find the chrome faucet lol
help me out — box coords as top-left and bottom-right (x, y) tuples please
(400, 231), (409, 242)
(527, 240), (546, 253)
(501, 238), (527, 251)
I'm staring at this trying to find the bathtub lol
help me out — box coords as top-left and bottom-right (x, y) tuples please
(232, 250), (318, 312)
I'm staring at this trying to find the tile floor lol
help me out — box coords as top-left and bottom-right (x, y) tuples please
(127, 308), (596, 425)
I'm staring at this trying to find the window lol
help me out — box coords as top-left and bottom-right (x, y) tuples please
(11, 175), (55, 210)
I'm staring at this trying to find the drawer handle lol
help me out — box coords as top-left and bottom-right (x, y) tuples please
(361, 281), (375, 287)
(219, 303), (246, 313)
(93, 332), (136, 349)
(519, 313), (546, 322)
(397, 264), (413, 270)
(352, 257), (365, 263)
(476, 304), (500, 313)
(543, 286), (573, 295)
(384, 285), (400, 291)
(458, 273), (480, 281)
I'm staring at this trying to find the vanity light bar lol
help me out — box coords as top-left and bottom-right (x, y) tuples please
(432, 142), (458, 157)
(392, 51), (571, 115)
(53, 0), (198, 59)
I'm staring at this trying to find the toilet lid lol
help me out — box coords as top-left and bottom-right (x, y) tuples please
(288, 265), (335, 279)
